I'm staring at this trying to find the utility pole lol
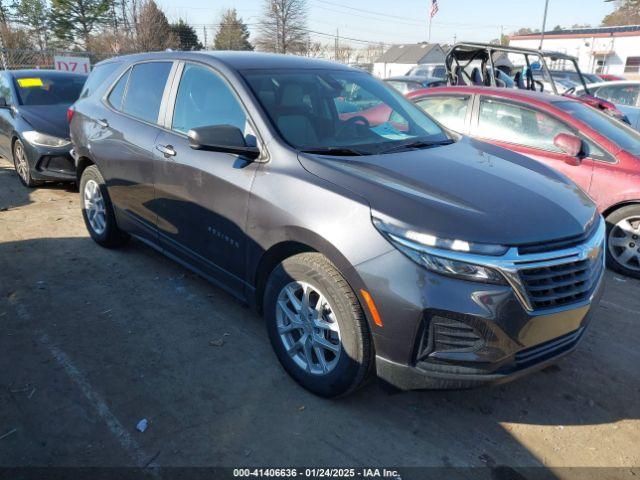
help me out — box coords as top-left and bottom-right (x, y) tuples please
(335, 28), (339, 61)
(539, 0), (550, 49)
(203, 26), (207, 50)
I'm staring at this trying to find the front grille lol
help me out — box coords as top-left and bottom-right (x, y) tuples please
(519, 248), (604, 310)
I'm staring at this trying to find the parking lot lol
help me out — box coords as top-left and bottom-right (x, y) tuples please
(0, 154), (639, 476)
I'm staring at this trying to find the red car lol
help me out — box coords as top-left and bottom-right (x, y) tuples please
(599, 74), (625, 82)
(396, 86), (640, 278)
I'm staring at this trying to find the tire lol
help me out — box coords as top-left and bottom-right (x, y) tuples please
(263, 252), (373, 397)
(79, 165), (129, 248)
(605, 205), (640, 279)
(13, 139), (40, 188)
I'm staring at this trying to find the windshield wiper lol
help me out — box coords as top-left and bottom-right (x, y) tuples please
(380, 139), (454, 154)
(300, 147), (367, 156)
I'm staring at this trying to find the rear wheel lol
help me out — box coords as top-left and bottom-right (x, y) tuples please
(606, 205), (640, 279)
(79, 165), (129, 248)
(263, 253), (373, 398)
(13, 139), (40, 187)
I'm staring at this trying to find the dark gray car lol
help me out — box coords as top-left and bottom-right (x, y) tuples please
(69, 52), (606, 397)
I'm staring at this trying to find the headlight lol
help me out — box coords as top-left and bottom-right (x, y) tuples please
(373, 217), (507, 284)
(23, 131), (70, 148)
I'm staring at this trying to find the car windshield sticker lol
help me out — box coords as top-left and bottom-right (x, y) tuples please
(371, 122), (412, 141)
(17, 78), (43, 88)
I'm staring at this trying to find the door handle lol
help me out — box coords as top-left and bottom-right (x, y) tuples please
(96, 118), (109, 128)
(156, 144), (176, 157)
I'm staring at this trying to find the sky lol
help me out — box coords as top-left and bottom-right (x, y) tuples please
(159, 0), (615, 48)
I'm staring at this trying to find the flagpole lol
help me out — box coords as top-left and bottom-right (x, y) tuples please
(428, 14), (432, 43)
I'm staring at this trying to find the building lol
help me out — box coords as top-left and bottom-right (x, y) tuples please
(509, 25), (640, 78)
(373, 43), (446, 78)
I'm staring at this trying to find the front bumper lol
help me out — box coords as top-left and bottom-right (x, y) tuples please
(355, 223), (606, 391)
(22, 139), (75, 181)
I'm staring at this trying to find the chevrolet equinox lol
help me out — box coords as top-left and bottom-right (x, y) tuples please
(69, 52), (606, 397)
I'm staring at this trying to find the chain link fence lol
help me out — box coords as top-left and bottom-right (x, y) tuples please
(0, 48), (118, 71)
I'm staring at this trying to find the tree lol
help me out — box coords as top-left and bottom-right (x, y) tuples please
(213, 8), (253, 51)
(602, 0), (640, 26)
(135, 0), (177, 51)
(50, 0), (111, 48)
(12, 0), (51, 49)
(255, 0), (308, 54)
(171, 19), (203, 51)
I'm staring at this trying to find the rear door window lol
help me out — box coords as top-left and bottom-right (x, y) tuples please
(122, 62), (172, 124)
(415, 95), (470, 132)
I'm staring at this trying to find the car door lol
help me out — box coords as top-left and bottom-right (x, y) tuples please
(0, 73), (15, 157)
(412, 94), (473, 134)
(471, 96), (594, 193)
(90, 60), (175, 241)
(153, 61), (262, 296)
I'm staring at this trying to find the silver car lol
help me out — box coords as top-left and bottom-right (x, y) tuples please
(574, 81), (640, 131)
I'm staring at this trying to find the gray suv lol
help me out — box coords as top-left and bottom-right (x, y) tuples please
(70, 52), (605, 397)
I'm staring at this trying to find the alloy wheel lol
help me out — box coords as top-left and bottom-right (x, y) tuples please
(14, 142), (30, 184)
(275, 281), (342, 375)
(83, 179), (107, 235)
(608, 216), (640, 272)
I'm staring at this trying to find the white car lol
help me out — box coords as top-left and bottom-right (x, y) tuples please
(573, 81), (640, 131)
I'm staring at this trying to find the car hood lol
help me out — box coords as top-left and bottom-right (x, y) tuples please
(18, 104), (71, 139)
(298, 137), (597, 246)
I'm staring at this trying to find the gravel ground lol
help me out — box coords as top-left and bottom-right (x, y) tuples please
(0, 157), (638, 479)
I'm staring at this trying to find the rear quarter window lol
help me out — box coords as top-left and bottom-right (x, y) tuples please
(80, 62), (121, 99)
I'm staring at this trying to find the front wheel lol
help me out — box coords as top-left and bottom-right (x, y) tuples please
(263, 253), (373, 398)
(79, 165), (129, 248)
(606, 205), (640, 279)
(13, 139), (40, 187)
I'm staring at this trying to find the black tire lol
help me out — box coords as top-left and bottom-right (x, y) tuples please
(263, 252), (373, 397)
(79, 165), (129, 248)
(13, 139), (41, 188)
(605, 205), (640, 279)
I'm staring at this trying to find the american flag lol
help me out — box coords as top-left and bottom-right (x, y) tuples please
(430, 0), (439, 18)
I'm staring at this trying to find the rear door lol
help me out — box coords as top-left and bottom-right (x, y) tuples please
(91, 60), (176, 241)
(471, 96), (594, 193)
(412, 94), (473, 134)
(153, 61), (262, 297)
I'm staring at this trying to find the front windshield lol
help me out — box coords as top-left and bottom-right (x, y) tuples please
(554, 100), (640, 155)
(14, 73), (85, 106)
(242, 69), (449, 154)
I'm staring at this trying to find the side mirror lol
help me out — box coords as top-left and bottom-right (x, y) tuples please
(554, 133), (583, 165)
(188, 124), (260, 160)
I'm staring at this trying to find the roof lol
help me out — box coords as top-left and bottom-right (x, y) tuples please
(405, 85), (580, 106)
(375, 43), (442, 64)
(96, 50), (354, 71)
(385, 75), (443, 83)
(511, 24), (640, 40)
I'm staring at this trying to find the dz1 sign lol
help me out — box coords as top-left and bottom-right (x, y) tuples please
(53, 56), (91, 74)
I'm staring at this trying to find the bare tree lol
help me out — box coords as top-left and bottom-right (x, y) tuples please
(135, 0), (178, 51)
(255, 0), (308, 54)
